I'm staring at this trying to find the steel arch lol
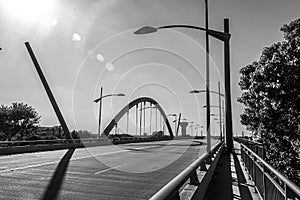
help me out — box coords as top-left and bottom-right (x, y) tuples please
(102, 97), (174, 137)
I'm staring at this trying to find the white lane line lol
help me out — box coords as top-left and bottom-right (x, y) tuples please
(94, 164), (126, 175)
(0, 140), (195, 174)
(0, 145), (159, 174)
(0, 149), (130, 174)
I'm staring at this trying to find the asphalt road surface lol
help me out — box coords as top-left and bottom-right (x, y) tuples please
(0, 138), (216, 200)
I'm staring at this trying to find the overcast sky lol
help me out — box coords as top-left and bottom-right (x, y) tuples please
(0, 0), (299, 136)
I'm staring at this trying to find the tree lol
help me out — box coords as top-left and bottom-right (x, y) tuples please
(238, 18), (300, 185)
(0, 102), (41, 141)
(0, 105), (10, 141)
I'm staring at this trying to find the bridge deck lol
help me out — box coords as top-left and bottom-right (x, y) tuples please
(0, 139), (217, 200)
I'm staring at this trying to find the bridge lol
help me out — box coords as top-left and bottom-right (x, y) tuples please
(1, 25), (300, 200)
(1, 32), (300, 199)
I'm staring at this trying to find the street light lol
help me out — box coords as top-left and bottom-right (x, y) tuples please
(188, 121), (194, 136)
(173, 118), (187, 122)
(173, 118), (187, 136)
(94, 87), (125, 139)
(167, 113), (177, 135)
(134, 11), (233, 151)
(190, 89), (225, 97)
(190, 81), (226, 144)
(203, 105), (224, 109)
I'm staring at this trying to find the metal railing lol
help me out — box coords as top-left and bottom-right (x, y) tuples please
(240, 143), (300, 200)
(235, 137), (264, 158)
(149, 141), (224, 200)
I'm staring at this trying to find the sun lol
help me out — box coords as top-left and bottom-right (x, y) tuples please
(2, 0), (55, 23)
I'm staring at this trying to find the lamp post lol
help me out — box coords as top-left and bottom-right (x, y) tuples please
(207, 105), (225, 140)
(173, 118), (187, 122)
(173, 118), (187, 136)
(94, 87), (125, 139)
(167, 114), (177, 135)
(134, 15), (233, 151)
(189, 121), (194, 136)
(190, 83), (225, 147)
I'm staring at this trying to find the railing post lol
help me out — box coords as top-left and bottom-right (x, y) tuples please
(263, 165), (266, 200)
(252, 152), (257, 193)
(169, 191), (181, 200)
(200, 161), (207, 171)
(285, 183), (295, 200)
(189, 170), (200, 185)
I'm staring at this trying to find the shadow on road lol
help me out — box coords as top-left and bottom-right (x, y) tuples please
(41, 148), (75, 200)
(123, 140), (204, 148)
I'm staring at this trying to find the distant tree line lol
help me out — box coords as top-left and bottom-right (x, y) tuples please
(0, 102), (95, 141)
(238, 18), (300, 185)
(71, 130), (95, 139)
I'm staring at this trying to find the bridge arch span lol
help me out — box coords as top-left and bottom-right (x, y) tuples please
(102, 97), (174, 137)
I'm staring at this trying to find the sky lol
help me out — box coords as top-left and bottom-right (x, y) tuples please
(0, 0), (299, 136)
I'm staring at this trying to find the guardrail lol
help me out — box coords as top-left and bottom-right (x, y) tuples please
(235, 137), (264, 158)
(149, 141), (224, 200)
(240, 143), (300, 200)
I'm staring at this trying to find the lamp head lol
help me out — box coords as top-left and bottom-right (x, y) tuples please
(189, 90), (200, 94)
(134, 26), (158, 34)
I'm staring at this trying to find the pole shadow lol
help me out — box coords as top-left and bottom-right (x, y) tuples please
(41, 148), (75, 200)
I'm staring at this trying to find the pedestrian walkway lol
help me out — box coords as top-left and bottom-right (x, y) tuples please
(205, 142), (261, 200)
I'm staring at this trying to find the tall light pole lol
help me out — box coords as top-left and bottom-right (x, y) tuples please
(167, 114), (177, 135)
(173, 117), (187, 136)
(189, 121), (194, 136)
(134, 16), (233, 151)
(218, 81), (222, 140)
(195, 126), (198, 137)
(205, 0), (211, 155)
(136, 105), (138, 135)
(126, 110), (129, 135)
(207, 108), (225, 140)
(190, 85), (225, 145)
(94, 87), (125, 139)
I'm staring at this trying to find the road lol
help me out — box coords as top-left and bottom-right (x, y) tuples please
(0, 138), (216, 200)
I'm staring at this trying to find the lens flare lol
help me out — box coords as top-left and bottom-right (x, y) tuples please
(2, 0), (55, 23)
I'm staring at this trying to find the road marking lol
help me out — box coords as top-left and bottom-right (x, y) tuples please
(0, 139), (196, 174)
(0, 146), (159, 174)
(0, 149), (130, 174)
(94, 164), (126, 175)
